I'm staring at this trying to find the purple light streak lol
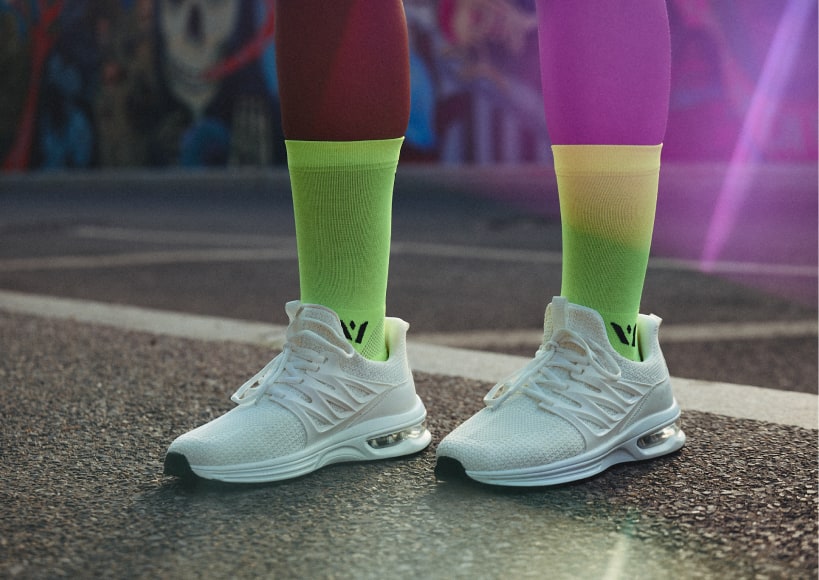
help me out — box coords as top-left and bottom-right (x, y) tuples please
(700, 0), (817, 271)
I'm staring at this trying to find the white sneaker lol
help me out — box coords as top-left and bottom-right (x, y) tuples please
(435, 297), (685, 486)
(165, 301), (431, 483)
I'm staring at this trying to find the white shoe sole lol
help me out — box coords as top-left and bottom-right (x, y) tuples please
(456, 405), (686, 487)
(171, 398), (431, 484)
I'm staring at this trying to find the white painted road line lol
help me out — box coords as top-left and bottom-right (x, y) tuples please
(0, 289), (815, 430)
(49, 226), (819, 278)
(0, 248), (297, 272)
(650, 257), (818, 277)
(0, 289), (287, 347)
(72, 225), (293, 248)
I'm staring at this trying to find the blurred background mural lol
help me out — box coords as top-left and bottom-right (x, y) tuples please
(0, 0), (816, 171)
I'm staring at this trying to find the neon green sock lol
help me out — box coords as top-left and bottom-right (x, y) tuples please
(553, 144), (662, 361)
(287, 138), (403, 361)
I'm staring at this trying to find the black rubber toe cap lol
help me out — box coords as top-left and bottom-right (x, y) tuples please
(434, 456), (468, 481)
(163, 452), (196, 480)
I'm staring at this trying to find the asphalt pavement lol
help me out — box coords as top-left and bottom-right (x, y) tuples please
(0, 165), (816, 578)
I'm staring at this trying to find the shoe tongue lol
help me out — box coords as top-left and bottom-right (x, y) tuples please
(285, 301), (350, 351)
(542, 297), (565, 340)
(543, 297), (609, 349)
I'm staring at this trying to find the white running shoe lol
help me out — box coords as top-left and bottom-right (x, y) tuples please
(435, 297), (685, 486)
(165, 301), (431, 483)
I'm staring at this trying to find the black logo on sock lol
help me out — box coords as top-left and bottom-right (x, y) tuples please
(610, 322), (636, 347)
(341, 320), (369, 344)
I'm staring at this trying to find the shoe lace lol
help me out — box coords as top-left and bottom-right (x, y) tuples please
(230, 329), (342, 406)
(484, 328), (622, 410)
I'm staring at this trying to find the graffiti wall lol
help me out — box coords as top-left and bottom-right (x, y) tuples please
(1, 0), (816, 171)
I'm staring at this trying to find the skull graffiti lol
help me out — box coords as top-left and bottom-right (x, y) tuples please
(160, 0), (240, 116)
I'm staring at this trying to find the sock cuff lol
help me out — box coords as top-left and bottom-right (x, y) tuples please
(552, 144), (662, 176)
(285, 138), (404, 170)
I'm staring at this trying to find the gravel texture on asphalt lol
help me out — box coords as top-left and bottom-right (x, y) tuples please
(2, 311), (816, 579)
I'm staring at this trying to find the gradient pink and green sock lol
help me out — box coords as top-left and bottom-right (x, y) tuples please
(536, 0), (671, 360)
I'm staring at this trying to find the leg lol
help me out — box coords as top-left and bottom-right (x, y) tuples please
(275, 0), (410, 141)
(538, 0), (670, 146)
(164, 3), (431, 483)
(436, 0), (685, 486)
(540, 0), (670, 360)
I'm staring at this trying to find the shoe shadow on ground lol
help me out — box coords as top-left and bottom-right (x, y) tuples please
(137, 446), (728, 578)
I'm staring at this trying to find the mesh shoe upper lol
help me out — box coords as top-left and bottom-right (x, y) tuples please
(436, 297), (675, 473)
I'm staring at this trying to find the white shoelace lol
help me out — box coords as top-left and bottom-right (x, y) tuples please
(231, 331), (335, 406)
(484, 328), (622, 410)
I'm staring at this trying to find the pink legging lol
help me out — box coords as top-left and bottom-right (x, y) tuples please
(275, 0), (411, 141)
(537, 0), (671, 145)
(276, 0), (670, 146)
